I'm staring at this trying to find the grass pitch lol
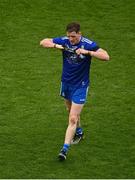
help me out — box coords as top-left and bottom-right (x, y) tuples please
(0, 0), (135, 178)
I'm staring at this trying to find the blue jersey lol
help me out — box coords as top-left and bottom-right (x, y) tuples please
(53, 36), (99, 88)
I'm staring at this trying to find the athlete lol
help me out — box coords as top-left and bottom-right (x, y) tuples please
(40, 22), (110, 161)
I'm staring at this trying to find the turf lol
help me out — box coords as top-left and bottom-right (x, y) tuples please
(0, 0), (135, 178)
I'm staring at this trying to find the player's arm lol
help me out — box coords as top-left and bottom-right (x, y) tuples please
(76, 48), (110, 61)
(40, 38), (64, 50)
(88, 48), (110, 61)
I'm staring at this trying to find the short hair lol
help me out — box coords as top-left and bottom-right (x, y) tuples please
(66, 22), (80, 33)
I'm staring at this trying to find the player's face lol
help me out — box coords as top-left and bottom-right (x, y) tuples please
(67, 31), (81, 45)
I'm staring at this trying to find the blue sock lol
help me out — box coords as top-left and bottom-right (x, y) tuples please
(62, 144), (70, 152)
(76, 127), (83, 135)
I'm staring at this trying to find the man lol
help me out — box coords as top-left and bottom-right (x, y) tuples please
(40, 22), (110, 161)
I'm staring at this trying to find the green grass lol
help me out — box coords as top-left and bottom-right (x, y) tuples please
(0, 0), (135, 178)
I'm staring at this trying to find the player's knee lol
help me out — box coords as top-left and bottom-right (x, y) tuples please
(69, 114), (78, 125)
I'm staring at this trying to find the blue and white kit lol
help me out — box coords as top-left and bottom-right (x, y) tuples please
(53, 36), (99, 104)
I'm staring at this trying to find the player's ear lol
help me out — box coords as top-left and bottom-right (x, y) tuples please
(78, 31), (82, 35)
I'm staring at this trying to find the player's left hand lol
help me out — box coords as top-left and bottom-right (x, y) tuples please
(76, 48), (88, 55)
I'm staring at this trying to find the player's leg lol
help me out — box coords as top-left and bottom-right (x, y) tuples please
(70, 87), (89, 144)
(64, 102), (84, 144)
(64, 98), (83, 143)
(65, 99), (81, 133)
(58, 102), (84, 161)
(58, 84), (89, 160)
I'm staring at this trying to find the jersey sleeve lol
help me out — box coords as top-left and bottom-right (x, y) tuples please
(85, 40), (99, 51)
(53, 37), (65, 46)
(89, 41), (100, 51)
